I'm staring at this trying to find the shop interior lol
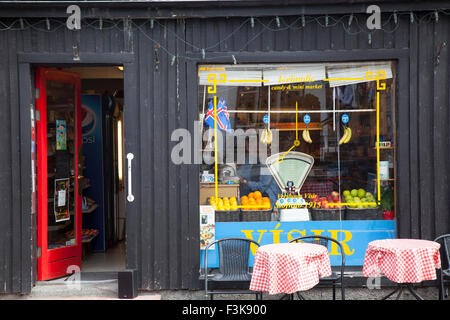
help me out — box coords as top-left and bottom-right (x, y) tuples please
(45, 65), (126, 273)
(198, 61), (396, 228)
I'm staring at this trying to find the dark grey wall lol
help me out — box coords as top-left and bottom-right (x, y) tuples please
(0, 11), (449, 293)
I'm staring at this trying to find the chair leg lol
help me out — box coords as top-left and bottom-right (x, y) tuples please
(439, 274), (445, 300)
(341, 284), (345, 301)
(210, 293), (214, 300)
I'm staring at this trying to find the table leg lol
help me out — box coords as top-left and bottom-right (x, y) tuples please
(381, 284), (401, 300)
(381, 283), (424, 300)
(395, 285), (403, 300)
(279, 292), (306, 300)
(296, 292), (306, 300)
(406, 284), (424, 300)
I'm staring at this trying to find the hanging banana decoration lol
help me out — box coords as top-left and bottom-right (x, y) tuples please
(302, 114), (312, 144)
(260, 113), (272, 145)
(339, 113), (352, 145)
(302, 127), (312, 143)
(260, 127), (273, 145)
(339, 125), (352, 145)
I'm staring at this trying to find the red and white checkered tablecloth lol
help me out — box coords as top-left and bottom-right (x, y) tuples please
(362, 239), (441, 283)
(249, 243), (332, 295)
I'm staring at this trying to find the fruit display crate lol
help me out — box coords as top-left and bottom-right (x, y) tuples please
(310, 208), (345, 221)
(215, 209), (241, 222)
(241, 209), (272, 222)
(344, 206), (383, 220)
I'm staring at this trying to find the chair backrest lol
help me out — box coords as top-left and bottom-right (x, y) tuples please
(289, 235), (346, 271)
(434, 234), (450, 269)
(205, 237), (261, 276)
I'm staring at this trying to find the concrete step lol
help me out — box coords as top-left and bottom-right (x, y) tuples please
(0, 272), (160, 300)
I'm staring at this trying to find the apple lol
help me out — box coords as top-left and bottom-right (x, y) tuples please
(331, 191), (340, 201)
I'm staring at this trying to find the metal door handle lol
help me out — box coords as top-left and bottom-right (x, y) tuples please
(127, 153), (135, 202)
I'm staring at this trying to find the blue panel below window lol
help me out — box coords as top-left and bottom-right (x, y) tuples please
(200, 220), (396, 268)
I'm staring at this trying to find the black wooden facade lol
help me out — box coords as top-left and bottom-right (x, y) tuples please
(0, 0), (449, 294)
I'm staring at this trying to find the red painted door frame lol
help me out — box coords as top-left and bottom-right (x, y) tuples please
(35, 67), (82, 280)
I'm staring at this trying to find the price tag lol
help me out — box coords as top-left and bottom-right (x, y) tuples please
(263, 114), (269, 124)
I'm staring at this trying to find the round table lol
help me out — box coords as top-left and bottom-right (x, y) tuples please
(249, 242), (332, 296)
(362, 239), (441, 300)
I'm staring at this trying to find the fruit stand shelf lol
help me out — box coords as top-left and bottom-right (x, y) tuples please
(372, 146), (394, 150)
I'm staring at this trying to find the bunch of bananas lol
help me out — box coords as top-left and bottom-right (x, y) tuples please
(302, 129), (312, 144)
(339, 126), (352, 145)
(260, 128), (273, 145)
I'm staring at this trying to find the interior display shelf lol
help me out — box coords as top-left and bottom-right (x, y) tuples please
(82, 203), (98, 214)
(48, 220), (71, 231)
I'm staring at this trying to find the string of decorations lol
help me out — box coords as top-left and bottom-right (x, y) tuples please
(0, 10), (449, 64)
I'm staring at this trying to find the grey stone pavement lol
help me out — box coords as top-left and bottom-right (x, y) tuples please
(0, 278), (443, 300)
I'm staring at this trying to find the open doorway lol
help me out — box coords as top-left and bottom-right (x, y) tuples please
(35, 65), (126, 279)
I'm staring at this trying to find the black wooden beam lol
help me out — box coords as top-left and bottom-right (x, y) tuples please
(1, 2), (450, 19)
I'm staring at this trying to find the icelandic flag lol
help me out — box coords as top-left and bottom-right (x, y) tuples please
(204, 97), (231, 131)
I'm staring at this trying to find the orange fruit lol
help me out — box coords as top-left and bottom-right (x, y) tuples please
(241, 198), (249, 206)
(248, 192), (255, 199)
(241, 195), (248, 202)
(254, 191), (262, 199)
(256, 198), (263, 205)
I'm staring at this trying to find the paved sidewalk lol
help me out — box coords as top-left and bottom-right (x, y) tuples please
(0, 285), (441, 300)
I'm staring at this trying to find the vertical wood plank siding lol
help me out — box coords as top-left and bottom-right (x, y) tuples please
(0, 13), (449, 293)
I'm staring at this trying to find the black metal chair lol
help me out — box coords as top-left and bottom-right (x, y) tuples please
(433, 234), (450, 300)
(289, 235), (345, 300)
(204, 237), (263, 300)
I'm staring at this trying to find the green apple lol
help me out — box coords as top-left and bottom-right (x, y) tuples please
(353, 197), (361, 203)
(351, 189), (358, 197)
(365, 192), (374, 199)
(343, 190), (351, 197)
(357, 188), (366, 198)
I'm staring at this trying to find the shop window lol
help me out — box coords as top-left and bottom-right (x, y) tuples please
(198, 62), (396, 267)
